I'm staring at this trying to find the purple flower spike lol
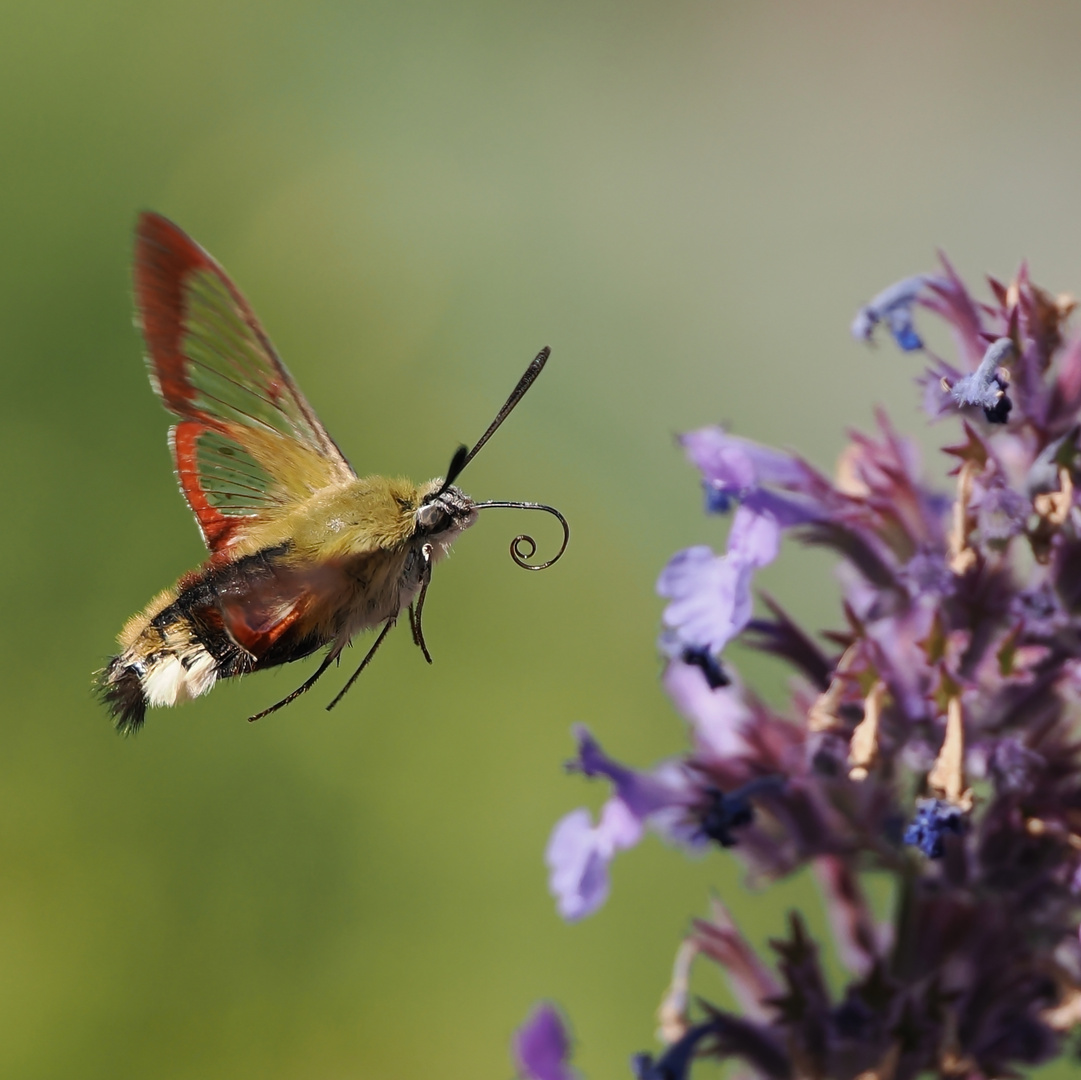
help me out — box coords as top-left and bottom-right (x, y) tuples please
(514, 1004), (578, 1080)
(536, 255), (1081, 1079)
(949, 337), (1015, 423)
(851, 274), (935, 351)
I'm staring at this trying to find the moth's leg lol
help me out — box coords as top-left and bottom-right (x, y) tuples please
(408, 544), (434, 665)
(407, 602), (433, 664)
(247, 648), (338, 722)
(325, 618), (396, 712)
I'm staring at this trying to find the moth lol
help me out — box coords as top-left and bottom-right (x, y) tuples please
(99, 213), (567, 734)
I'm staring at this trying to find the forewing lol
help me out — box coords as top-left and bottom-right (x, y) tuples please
(134, 212), (356, 551)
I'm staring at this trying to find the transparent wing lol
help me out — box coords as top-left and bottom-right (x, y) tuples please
(134, 212), (356, 551)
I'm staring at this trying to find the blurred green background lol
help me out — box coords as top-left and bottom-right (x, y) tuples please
(3, 2), (1081, 1077)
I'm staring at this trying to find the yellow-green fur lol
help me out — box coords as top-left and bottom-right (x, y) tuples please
(219, 475), (431, 564)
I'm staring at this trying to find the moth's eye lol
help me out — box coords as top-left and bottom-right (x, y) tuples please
(416, 501), (444, 529)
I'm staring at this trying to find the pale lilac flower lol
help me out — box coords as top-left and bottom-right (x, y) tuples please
(657, 506), (781, 680)
(547, 728), (699, 920)
(573, 726), (691, 818)
(851, 274), (937, 351)
(948, 337), (1015, 423)
(680, 428), (804, 498)
(513, 1004), (578, 1080)
(546, 801), (640, 921)
(662, 659), (753, 760)
(657, 546), (753, 658)
(679, 427), (825, 523)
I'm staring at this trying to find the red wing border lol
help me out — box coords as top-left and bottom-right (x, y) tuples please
(134, 213), (356, 552)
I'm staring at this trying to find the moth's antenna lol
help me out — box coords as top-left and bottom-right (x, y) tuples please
(437, 444), (470, 496)
(429, 347), (567, 570)
(435, 346), (550, 496)
(472, 500), (569, 570)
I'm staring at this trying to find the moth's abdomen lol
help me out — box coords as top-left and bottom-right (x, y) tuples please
(99, 657), (150, 735)
(98, 604), (239, 735)
(99, 546), (345, 733)
(99, 639), (218, 735)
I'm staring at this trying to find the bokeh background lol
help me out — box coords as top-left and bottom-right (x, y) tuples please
(3, 2), (1081, 1077)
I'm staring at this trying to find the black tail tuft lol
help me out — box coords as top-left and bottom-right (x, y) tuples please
(97, 658), (147, 735)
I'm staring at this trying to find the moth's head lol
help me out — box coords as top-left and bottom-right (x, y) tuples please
(408, 347), (568, 571)
(414, 480), (479, 551)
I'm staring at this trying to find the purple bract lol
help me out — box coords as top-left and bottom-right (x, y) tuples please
(532, 256), (1081, 1079)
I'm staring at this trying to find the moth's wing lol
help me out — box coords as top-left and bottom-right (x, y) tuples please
(216, 568), (320, 660)
(214, 554), (388, 663)
(134, 212), (356, 553)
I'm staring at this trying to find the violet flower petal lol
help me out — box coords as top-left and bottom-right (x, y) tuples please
(663, 659), (753, 759)
(680, 428), (826, 522)
(727, 503), (782, 568)
(546, 799), (642, 921)
(514, 1003), (577, 1080)
(573, 725), (689, 818)
(680, 427), (807, 493)
(658, 507), (782, 663)
(550, 731), (702, 919)
(851, 274), (932, 351)
(740, 487), (824, 527)
(658, 546), (744, 655)
(949, 337), (1015, 423)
